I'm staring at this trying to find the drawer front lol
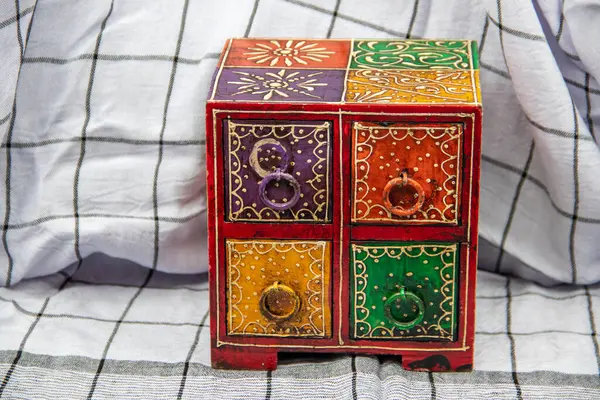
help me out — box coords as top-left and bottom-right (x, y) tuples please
(350, 242), (458, 341)
(226, 239), (332, 338)
(352, 122), (462, 224)
(224, 119), (332, 222)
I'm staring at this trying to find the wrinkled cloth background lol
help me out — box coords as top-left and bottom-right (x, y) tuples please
(1, 0), (600, 399)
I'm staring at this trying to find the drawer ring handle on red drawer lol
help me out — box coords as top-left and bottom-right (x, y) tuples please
(383, 287), (426, 330)
(382, 172), (426, 217)
(259, 282), (301, 322)
(258, 168), (301, 211)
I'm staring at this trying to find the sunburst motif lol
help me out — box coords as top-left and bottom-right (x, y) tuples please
(243, 40), (335, 67)
(227, 69), (327, 100)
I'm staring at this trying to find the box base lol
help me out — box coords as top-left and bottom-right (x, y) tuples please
(211, 347), (474, 372)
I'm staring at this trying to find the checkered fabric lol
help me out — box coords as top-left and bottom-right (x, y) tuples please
(1, 0), (599, 398)
(1, 263), (600, 399)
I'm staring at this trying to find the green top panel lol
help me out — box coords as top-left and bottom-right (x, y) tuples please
(470, 40), (479, 69)
(350, 40), (476, 70)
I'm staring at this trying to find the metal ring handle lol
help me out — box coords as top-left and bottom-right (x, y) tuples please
(258, 169), (301, 211)
(259, 282), (301, 322)
(249, 138), (289, 178)
(382, 175), (425, 217)
(384, 287), (425, 330)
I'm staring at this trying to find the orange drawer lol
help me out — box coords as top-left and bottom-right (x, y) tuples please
(352, 122), (463, 225)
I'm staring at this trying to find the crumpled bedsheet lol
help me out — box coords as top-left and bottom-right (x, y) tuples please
(1, 0), (600, 398)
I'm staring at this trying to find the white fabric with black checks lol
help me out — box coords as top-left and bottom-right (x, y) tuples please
(1, 0), (599, 398)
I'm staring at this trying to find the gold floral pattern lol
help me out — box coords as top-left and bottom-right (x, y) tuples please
(346, 70), (477, 104)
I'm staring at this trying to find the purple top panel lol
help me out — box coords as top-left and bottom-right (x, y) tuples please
(213, 68), (345, 103)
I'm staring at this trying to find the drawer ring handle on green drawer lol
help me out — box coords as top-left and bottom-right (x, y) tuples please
(383, 287), (425, 330)
(382, 172), (425, 217)
(258, 168), (301, 211)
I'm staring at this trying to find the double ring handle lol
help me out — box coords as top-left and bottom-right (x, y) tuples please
(259, 282), (301, 322)
(258, 169), (301, 211)
(249, 139), (290, 178)
(250, 139), (301, 211)
(382, 172), (425, 217)
(383, 287), (425, 330)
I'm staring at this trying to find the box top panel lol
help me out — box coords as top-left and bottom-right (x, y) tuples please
(208, 38), (481, 106)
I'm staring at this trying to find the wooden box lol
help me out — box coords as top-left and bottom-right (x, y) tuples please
(205, 38), (482, 372)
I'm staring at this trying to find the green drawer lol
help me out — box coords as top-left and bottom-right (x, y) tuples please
(350, 242), (459, 341)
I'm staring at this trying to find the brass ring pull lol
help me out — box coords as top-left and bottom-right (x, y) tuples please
(259, 282), (301, 322)
(382, 173), (425, 217)
(384, 287), (425, 329)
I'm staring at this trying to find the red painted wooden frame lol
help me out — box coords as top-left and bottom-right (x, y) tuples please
(206, 100), (481, 372)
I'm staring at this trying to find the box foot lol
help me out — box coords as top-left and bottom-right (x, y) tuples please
(401, 351), (474, 372)
(212, 346), (278, 370)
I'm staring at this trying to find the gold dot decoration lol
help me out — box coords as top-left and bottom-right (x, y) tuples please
(227, 240), (330, 337)
(353, 124), (461, 223)
(353, 244), (457, 340)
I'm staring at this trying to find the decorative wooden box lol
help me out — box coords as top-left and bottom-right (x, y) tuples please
(206, 38), (482, 372)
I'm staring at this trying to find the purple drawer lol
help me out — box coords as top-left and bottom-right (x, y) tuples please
(224, 119), (333, 223)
